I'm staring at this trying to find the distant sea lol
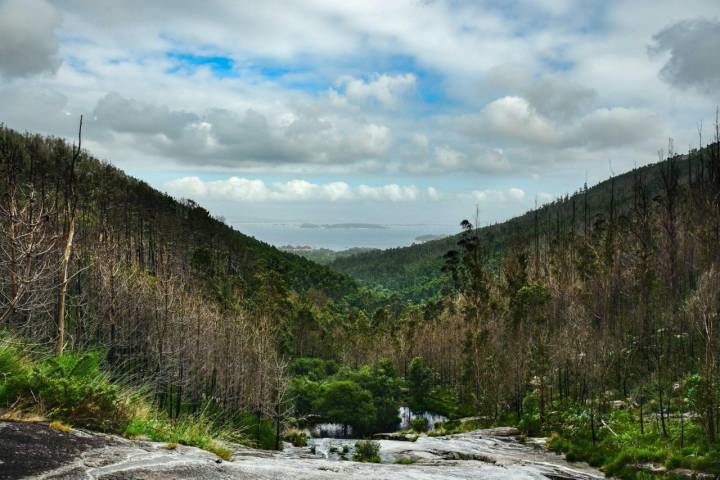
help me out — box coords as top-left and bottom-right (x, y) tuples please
(232, 222), (458, 251)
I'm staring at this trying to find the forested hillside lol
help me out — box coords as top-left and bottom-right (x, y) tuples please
(330, 150), (696, 301)
(0, 125), (365, 436)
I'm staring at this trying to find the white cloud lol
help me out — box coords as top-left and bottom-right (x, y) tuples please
(467, 96), (559, 145)
(164, 177), (432, 203)
(508, 187), (525, 201)
(406, 145), (510, 174)
(337, 73), (416, 107)
(470, 188), (527, 205)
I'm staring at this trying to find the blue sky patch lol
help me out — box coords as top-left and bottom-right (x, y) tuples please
(167, 52), (236, 77)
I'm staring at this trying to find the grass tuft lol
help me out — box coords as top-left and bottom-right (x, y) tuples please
(49, 420), (72, 432)
(353, 440), (381, 463)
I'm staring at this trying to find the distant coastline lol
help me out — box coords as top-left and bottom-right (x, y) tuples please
(300, 222), (387, 230)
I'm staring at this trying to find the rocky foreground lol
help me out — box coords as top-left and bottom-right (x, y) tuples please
(0, 421), (604, 479)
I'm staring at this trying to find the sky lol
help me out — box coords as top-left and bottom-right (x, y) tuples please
(1, 0), (719, 241)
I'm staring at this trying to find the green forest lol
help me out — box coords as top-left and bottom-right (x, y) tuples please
(2, 118), (720, 478)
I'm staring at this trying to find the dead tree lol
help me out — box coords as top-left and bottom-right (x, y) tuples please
(0, 148), (56, 328)
(56, 116), (82, 355)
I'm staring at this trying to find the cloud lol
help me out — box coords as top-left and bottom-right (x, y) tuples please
(489, 66), (596, 121)
(164, 177), (431, 203)
(649, 18), (720, 93)
(91, 93), (391, 168)
(469, 188), (527, 205)
(461, 96), (559, 145)
(94, 92), (198, 138)
(405, 144), (510, 174)
(571, 107), (664, 150)
(336, 73), (416, 107)
(507, 187), (525, 201)
(0, 0), (61, 78)
(457, 97), (665, 152)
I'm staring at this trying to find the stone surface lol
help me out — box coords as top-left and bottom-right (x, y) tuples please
(0, 421), (607, 479)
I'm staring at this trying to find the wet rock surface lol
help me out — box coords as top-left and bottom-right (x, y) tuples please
(0, 422), (605, 479)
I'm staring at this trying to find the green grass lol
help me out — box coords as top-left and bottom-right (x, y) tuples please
(0, 333), (241, 460)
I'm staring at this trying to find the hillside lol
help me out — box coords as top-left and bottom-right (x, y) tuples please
(0, 126), (364, 443)
(329, 151), (698, 300)
(0, 128), (358, 302)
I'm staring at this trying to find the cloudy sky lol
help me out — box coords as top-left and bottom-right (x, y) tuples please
(1, 1), (719, 241)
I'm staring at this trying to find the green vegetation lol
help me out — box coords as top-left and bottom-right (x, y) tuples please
(0, 336), (133, 432)
(544, 404), (720, 479)
(0, 335), (238, 459)
(280, 246), (378, 265)
(288, 357), (402, 436)
(429, 418), (485, 437)
(315, 381), (376, 436)
(353, 440), (381, 463)
(410, 416), (429, 433)
(283, 429), (308, 447)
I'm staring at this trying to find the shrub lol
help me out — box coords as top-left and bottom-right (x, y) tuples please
(519, 392), (542, 436)
(0, 340), (133, 433)
(411, 416), (429, 433)
(29, 352), (132, 432)
(284, 429), (308, 447)
(353, 440), (381, 463)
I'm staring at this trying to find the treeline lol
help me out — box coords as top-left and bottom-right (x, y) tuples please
(0, 124), (366, 440)
(305, 125), (720, 446)
(330, 145), (699, 302)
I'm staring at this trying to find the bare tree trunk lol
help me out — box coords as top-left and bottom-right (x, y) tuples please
(56, 115), (82, 355)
